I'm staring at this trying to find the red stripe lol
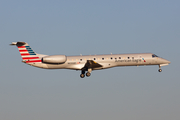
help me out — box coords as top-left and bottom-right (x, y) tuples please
(18, 46), (25, 48)
(21, 53), (30, 56)
(26, 60), (42, 63)
(23, 57), (39, 60)
(19, 50), (28, 52)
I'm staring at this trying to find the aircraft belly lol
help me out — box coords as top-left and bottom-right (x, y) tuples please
(44, 63), (83, 70)
(27, 63), (49, 69)
(65, 64), (84, 70)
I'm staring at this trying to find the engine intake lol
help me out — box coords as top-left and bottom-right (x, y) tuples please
(42, 55), (67, 64)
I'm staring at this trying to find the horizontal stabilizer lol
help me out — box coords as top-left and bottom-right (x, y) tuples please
(10, 42), (26, 46)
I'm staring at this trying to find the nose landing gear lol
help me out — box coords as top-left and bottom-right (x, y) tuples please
(158, 65), (162, 72)
(158, 69), (162, 72)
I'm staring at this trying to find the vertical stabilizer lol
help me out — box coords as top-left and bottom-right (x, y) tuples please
(10, 42), (42, 63)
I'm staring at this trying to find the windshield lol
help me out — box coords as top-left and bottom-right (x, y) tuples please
(152, 54), (158, 58)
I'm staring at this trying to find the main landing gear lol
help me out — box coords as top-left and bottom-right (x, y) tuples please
(158, 65), (162, 72)
(86, 72), (91, 77)
(80, 69), (92, 78)
(80, 73), (85, 78)
(80, 72), (91, 78)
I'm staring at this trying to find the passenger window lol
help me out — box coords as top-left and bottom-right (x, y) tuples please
(115, 58), (117, 59)
(132, 57), (134, 59)
(128, 57), (130, 59)
(102, 58), (104, 60)
(80, 59), (82, 61)
(119, 57), (121, 59)
(94, 58), (96, 60)
(111, 57), (113, 60)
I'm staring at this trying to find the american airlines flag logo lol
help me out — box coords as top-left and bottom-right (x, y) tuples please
(18, 45), (41, 63)
(142, 58), (146, 62)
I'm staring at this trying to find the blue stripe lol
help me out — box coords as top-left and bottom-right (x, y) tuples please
(29, 52), (35, 54)
(26, 48), (32, 50)
(25, 46), (36, 55)
(25, 46), (32, 50)
(30, 53), (36, 55)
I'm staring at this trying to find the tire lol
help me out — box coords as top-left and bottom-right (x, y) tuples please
(86, 72), (91, 77)
(158, 69), (162, 72)
(80, 74), (85, 78)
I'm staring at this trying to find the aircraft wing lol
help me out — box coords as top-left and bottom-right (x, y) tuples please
(82, 60), (103, 71)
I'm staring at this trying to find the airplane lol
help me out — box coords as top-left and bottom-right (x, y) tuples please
(10, 42), (170, 78)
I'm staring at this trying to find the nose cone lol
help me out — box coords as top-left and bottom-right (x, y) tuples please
(159, 58), (171, 64)
(167, 60), (171, 64)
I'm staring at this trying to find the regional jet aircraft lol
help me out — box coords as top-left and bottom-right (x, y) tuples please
(11, 42), (170, 78)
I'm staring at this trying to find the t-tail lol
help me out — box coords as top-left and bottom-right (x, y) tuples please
(10, 42), (44, 64)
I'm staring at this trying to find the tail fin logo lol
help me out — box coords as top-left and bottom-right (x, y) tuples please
(15, 43), (42, 63)
(18, 46), (36, 56)
(11, 42), (42, 63)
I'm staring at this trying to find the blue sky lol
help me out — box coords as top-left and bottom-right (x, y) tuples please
(1, 0), (180, 120)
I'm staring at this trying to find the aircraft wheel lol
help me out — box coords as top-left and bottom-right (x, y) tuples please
(158, 69), (162, 72)
(80, 74), (85, 78)
(86, 72), (91, 77)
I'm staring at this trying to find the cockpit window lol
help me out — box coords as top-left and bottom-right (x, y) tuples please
(152, 54), (158, 57)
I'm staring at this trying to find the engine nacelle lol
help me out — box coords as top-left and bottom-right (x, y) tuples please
(42, 55), (67, 64)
